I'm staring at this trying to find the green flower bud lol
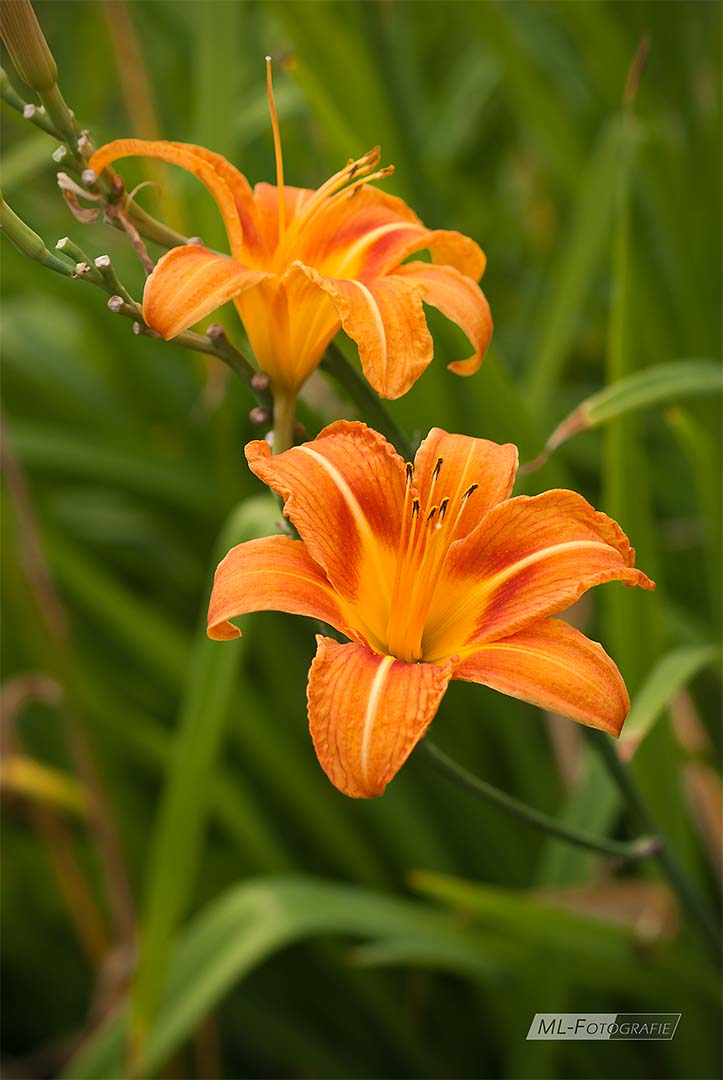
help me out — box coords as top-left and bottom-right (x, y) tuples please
(0, 0), (57, 92)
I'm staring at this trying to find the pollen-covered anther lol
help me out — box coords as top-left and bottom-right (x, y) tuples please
(405, 461), (414, 486)
(463, 483), (479, 499)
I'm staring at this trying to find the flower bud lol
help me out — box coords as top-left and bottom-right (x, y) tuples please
(0, 0), (58, 92)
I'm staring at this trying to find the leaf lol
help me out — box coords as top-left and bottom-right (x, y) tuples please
(128, 496), (283, 1059)
(619, 643), (722, 759)
(522, 117), (624, 413)
(63, 877), (492, 1080)
(525, 360), (723, 471)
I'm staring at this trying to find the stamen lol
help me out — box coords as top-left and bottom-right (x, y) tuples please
(432, 457), (443, 481)
(405, 461), (414, 486)
(265, 57), (285, 240)
(426, 505), (438, 524)
(411, 498), (420, 518)
(438, 497), (449, 521)
(463, 483), (479, 499)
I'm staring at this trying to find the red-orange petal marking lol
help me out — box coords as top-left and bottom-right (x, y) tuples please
(396, 262), (493, 376)
(455, 618), (630, 736)
(143, 245), (268, 339)
(207, 535), (352, 642)
(245, 423), (406, 647)
(412, 428), (518, 540)
(423, 489), (655, 661)
(307, 636), (453, 797)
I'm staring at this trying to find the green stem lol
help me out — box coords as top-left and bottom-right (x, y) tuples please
(588, 729), (722, 965)
(417, 739), (659, 864)
(320, 343), (413, 459)
(38, 81), (79, 146)
(272, 392), (297, 455)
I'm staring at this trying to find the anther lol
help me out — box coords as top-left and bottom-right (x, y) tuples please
(426, 505), (438, 524)
(462, 483), (479, 499)
(438, 497), (449, 521)
(432, 456), (443, 481)
(405, 461), (414, 485)
(411, 498), (420, 518)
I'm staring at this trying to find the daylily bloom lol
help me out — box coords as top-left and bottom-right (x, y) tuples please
(87, 63), (492, 402)
(207, 422), (655, 799)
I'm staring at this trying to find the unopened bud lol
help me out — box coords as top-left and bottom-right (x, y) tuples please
(250, 371), (270, 393)
(0, 0), (58, 91)
(249, 407), (271, 426)
(107, 295), (125, 312)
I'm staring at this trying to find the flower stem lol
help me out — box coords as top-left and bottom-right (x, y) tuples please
(272, 392), (297, 455)
(587, 728), (722, 965)
(320, 342), (413, 459)
(417, 739), (659, 864)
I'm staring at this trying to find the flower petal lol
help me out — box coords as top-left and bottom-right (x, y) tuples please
(290, 264), (433, 399)
(307, 636), (453, 797)
(395, 262), (493, 376)
(142, 245), (268, 339)
(235, 268), (340, 394)
(412, 428), (518, 539)
(423, 489), (655, 661)
(89, 139), (262, 261)
(245, 422), (406, 650)
(207, 535), (354, 642)
(454, 618), (630, 736)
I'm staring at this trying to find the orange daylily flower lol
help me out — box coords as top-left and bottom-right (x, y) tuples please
(87, 64), (492, 401)
(207, 421), (655, 799)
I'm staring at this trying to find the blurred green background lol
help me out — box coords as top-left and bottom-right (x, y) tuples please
(1, 1), (721, 1078)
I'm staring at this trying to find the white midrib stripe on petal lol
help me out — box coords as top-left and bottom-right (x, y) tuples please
(361, 655), (395, 786)
(297, 446), (392, 607)
(350, 281), (387, 372)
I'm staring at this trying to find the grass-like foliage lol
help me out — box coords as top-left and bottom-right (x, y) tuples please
(1, 2), (721, 1078)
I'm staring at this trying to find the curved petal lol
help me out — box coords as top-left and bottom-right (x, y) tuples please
(235, 268), (340, 395)
(412, 429), (518, 540)
(142, 245), (268, 339)
(245, 422), (406, 650)
(207, 535), (355, 642)
(307, 190), (486, 278)
(290, 263), (433, 399)
(308, 636), (453, 797)
(454, 618), (630, 736)
(89, 139), (261, 261)
(395, 262), (493, 376)
(423, 490), (655, 661)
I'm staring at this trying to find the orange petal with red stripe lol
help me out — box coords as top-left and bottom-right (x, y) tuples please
(455, 618), (630, 736)
(142, 245), (268, 339)
(245, 422), (405, 649)
(412, 428), (518, 540)
(424, 489), (655, 661)
(207, 535), (353, 642)
(291, 264), (433, 399)
(88, 139), (257, 260)
(307, 636), (453, 797)
(396, 262), (493, 376)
